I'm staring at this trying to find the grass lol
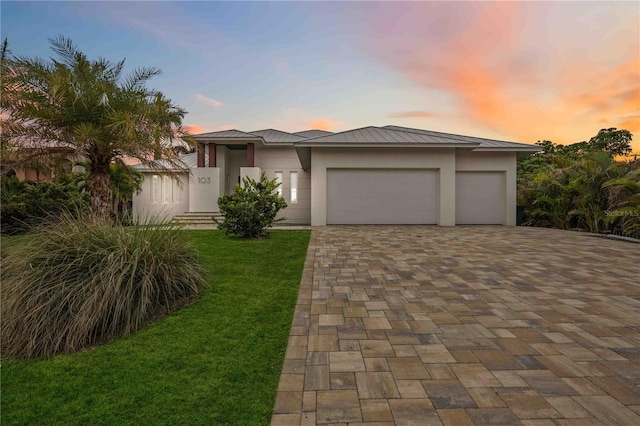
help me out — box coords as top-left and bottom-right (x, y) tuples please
(1, 230), (310, 425)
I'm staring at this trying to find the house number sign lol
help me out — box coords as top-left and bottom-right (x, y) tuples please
(197, 177), (212, 184)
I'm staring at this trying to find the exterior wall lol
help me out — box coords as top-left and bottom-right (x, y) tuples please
(310, 148), (456, 226)
(189, 167), (221, 212)
(225, 149), (246, 193)
(15, 167), (52, 182)
(131, 146), (517, 227)
(132, 172), (189, 222)
(216, 145), (227, 196)
(240, 167), (261, 184)
(455, 150), (517, 226)
(255, 146), (311, 224)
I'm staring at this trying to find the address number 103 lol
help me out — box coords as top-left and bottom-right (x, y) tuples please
(197, 177), (212, 184)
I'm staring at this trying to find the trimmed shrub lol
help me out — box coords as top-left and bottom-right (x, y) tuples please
(1, 215), (206, 358)
(216, 173), (287, 238)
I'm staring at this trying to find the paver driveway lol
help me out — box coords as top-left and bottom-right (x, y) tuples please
(272, 226), (640, 426)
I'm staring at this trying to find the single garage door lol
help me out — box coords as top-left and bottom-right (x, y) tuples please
(456, 171), (505, 224)
(327, 169), (438, 224)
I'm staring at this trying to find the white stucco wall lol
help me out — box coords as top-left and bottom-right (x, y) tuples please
(240, 167), (261, 184)
(189, 167), (221, 212)
(455, 151), (517, 226)
(310, 148), (456, 226)
(225, 149), (246, 193)
(255, 146), (311, 224)
(132, 172), (189, 222)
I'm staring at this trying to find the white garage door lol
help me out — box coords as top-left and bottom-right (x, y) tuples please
(456, 172), (505, 224)
(327, 169), (438, 224)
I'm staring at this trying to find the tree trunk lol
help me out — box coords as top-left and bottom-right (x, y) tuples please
(88, 163), (113, 218)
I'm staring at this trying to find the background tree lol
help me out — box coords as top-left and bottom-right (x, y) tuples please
(1, 36), (192, 217)
(587, 128), (632, 158)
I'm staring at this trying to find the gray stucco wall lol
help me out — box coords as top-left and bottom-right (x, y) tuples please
(255, 146), (311, 225)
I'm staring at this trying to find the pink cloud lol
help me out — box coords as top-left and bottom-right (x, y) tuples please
(308, 118), (345, 131)
(366, 2), (640, 147)
(387, 111), (438, 119)
(214, 124), (235, 131)
(183, 124), (206, 134)
(195, 94), (223, 108)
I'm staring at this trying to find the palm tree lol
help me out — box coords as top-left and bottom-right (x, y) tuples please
(1, 36), (192, 217)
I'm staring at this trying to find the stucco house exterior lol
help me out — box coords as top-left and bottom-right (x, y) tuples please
(132, 125), (541, 226)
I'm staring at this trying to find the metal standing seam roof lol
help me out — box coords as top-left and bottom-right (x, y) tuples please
(248, 129), (307, 143)
(133, 152), (199, 172)
(292, 130), (334, 138)
(193, 128), (308, 144)
(135, 124), (540, 171)
(383, 125), (542, 150)
(190, 126), (540, 149)
(193, 129), (263, 139)
(295, 126), (481, 145)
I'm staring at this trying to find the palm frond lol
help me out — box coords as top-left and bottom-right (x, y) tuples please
(123, 67), (161, 92)
(48, 36), (84, 67)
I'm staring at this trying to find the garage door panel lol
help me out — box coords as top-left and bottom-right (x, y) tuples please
(327, 169), (438, 224)
(456, 172), (504, 224)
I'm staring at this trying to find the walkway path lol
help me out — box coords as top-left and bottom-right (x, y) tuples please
(272, 226), (640, 425)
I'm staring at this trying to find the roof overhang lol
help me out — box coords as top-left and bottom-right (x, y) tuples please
(472, 146), (543, 159)
(192, 136), (265, 147)
(294, 143), (480, 148)
(472, 147), (543, 152)
(295, 147), (311, 171)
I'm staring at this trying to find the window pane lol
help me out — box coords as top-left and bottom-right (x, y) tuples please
(275, 171), (283, 196)
(174, 178), (181, 204)
(290, 171), (298, 204)
(163, 175), (171, 204)
(151, 175), (160, 203)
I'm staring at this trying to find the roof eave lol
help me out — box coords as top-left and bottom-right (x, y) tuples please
(295, 143), (480, 148)
(472, 147), (543, 152)
(136, 168), (189, 173)
(193, 136), (265, 146)
(262, 141), (296, 146)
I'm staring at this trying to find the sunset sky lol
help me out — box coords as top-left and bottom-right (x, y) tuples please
(3, 1), (639, 151)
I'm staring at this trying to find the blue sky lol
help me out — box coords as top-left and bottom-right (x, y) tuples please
(2, 1), (639, 150)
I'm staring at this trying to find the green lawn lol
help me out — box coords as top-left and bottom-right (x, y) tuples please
(1, 230), (310, 425)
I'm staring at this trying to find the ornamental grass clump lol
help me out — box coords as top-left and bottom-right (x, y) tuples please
(1, 215), (205, 358)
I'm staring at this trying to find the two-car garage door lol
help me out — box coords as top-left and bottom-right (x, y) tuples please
(327, 169), (438, 224)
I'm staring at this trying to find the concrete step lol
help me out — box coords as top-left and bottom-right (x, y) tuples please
(171, 212), (223, 225)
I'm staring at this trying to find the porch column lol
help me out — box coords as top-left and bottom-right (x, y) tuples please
(208, 143), (217, 167)
(197, 143), (205, 168)
(247, 143), (255, 167)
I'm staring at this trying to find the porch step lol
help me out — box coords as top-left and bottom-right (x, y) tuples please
(171, 212), (223, 226)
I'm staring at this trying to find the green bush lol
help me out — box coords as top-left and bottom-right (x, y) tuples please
(0, 177), (89, 235)
(216, 173), (287, 238)
(1, 215), (206, 358)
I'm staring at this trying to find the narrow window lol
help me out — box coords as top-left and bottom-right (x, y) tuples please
(162, 175), (171, 204)
(274, 171), (283, 196)
(151, 175), (160, 203)
(174, 178), (181, 204)
(290, 171), (298, 204)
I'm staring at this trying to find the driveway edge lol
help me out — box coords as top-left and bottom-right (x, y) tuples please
(271, 229), (316, 425)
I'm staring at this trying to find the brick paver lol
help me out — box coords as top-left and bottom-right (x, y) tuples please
(272, 226), (640, 425)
